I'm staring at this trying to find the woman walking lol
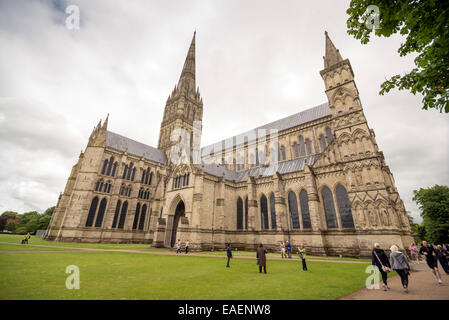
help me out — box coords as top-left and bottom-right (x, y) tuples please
(408, 243), (419, 264)
(372, 243), (391, 291)
(390, 245), (411, 293)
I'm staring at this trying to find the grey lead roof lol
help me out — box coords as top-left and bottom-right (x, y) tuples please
(198, 154), (320, 183)
(106, 131), (167, 164)
(201, 102), (331, 154)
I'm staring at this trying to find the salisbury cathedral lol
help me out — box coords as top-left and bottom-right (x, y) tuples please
(45, 32), (413, 257)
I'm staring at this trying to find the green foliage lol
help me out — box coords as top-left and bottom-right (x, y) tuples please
(413, 185), (449, 244)
(43, 206), (55, 216)
(346, 0), (449, 113)
(37, 215), (51, 230)
(1, 211), (18, 219)
(15, 226), (27, 234)
(5, 222), (17, 232)
(19, 211), (39, 225)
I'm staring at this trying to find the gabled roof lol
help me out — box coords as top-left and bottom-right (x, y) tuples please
(201, 102), (331, 155)
(106, 131), (167, 164)
(198, 154), (319, 183)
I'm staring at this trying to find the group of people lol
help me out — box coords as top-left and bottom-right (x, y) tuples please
(175, 239), (189, 254)
(225, 242), (308, 274)
(280, 241), (292, 259)
(372, 241), (449, 294)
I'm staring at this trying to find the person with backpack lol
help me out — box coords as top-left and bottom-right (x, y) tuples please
(390, 245), (411, 293)
(297, 245), (307, 271)
(372, 243), (391, 291)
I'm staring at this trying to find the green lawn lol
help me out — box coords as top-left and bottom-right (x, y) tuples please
(0, 244), (71, 251)
(0, 234), (151, 250)
(0, 250), (370, 300)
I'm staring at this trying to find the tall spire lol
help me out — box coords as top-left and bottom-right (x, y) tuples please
(323, 31), (343, 68)
(178, 31), (196, 90)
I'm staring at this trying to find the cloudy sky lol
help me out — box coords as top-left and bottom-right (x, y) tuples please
(0, 0), (447, 222)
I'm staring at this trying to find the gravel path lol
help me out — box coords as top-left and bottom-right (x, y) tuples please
(340, 262), (449, 300)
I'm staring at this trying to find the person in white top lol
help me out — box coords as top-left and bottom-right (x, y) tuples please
(176, 239), (181, 254)
(280, 242), (286, 259)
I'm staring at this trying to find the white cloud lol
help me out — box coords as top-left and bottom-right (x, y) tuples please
(0, 0), (447, 222)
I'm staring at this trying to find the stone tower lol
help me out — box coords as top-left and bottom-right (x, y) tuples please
(158, 32), (203, 165)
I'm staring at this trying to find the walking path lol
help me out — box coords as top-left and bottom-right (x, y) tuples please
(0, 241), (368, 264)
(340, 262), (449, 300)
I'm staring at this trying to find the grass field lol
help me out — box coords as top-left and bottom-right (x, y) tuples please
(0, 234), (373, 300)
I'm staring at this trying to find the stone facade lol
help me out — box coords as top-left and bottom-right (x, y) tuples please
(45, 32), (413, 257)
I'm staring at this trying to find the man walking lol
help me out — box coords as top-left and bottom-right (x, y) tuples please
(419, 241), (443, 284)
(286, 241), (292, 259)
(256, 243), (267, 274)
(226, 243), (232, 268)
(297, 245), (307, 271)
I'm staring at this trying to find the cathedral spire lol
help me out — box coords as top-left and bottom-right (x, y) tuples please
(323, 31), (343, 68)
(102, 114), (109, 130)
(177, 31), (196, 90)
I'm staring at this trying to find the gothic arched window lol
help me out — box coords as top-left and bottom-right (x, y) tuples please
(260, 194), (269, 230)
(322, 186), (338, 228)
(112, 162), (118, 177)
(288, 192), (300, 229)
(270, 193), (276, 229)
(306, 139), (312, 155)
(244, 197), (248, 229)
(131, 167), (136, 181)
(94, 198), (107, 227)
(237, 197), (243, 230)
(112, 200), (121, 228)
(127, 163), (133, 180)
(320, 135), (327, 152)
(293, 142), (299, 157)
(139, 204), (147, 230)
(132, 203), (141, 230)
(123, 165), (128, 179)
(101, 159), (108, 175)
(336, 184), (355, 228)
(326, 127), (333, 144)
(280, 146), (286, 161)
(141, 169), (146, 183)
(106, 157), (114, 176)
(85, 197), (99, 227)
(299, 189), (311, 228)
(117, 201), (128, 229)
(149, 171), (153, 185)
(299, 136), (306, 156)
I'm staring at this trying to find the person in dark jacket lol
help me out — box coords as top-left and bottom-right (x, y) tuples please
(372, 243), (391, 291)
(256, 243), (267, 274)
(226, 243), (232, 268)
(390, 245), (411, 293)
(419, 241), (442, 284)
(286, 241), (292, 259)
(436, 245), (449, 275)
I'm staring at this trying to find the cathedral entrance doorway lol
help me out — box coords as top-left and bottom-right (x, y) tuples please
(170, 200), (185, 247)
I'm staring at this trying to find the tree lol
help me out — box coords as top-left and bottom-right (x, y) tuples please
(413, 185), (449, 244)
(0, 217), (7, 230)
(1, 211), (18, 219)
(346, 0), (449, 113)
(19, 211), (39, 225)
(5, 222), (17, 232)
(38, 215), (52, 230)
(43, 206), (55, 216)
